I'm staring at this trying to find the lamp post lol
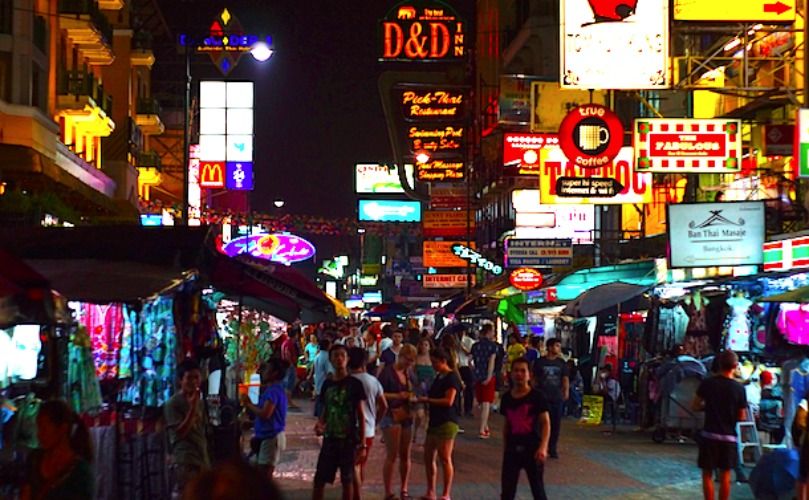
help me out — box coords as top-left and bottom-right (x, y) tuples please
(180, 38), (274, 225)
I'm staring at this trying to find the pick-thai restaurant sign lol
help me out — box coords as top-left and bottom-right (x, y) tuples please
(380, 0), (466, 62)
(634, 119), (742, 173)
(561, 0), (669, 89)
(503, 133), (559, 175)
(423, 273), (474, 289)
(423, 210), (473, 237)
(539, 147), (653, 205)
(416, 159), (464, 182)
(668, 201), (765, 268)
(423, 241), (474, 268)
(396, 87), (466, 122)
(408, 125), (465, 156)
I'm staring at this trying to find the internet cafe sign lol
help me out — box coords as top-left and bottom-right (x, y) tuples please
(633, 119), (742, 173)
(668, 201), (765, 268)
(380, 0), (466, 62)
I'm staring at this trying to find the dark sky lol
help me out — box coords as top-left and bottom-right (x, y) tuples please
(160, 0), (392, 220)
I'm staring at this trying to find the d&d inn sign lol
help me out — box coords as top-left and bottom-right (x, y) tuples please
(380, 0), (466, 62)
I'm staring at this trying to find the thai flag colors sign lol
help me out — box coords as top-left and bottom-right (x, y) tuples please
(633, 119), (742, 173)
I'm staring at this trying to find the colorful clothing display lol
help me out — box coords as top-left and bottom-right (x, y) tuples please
(68, 326), (103, 414)
(777, 304), (809, 345)
(82, 303), (124, 380)
(725, 295), (753, 352)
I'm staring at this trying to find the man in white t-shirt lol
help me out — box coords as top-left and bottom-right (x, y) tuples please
(458, 328), (477, 417)
(349, 347), (388, 494)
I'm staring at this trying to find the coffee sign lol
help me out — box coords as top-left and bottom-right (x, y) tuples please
(558, 104), (624, 169)
(380, 0), (466, 62)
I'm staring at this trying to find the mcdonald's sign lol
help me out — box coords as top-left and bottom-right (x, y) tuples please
(200, 161), (225, 188)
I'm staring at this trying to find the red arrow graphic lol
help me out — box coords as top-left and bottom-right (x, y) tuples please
(763, 1), (791, 15)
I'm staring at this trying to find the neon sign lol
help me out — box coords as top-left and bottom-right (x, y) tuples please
(220, 233), (316, 265)
(409, 125), (464, 154)
(225, 161), (254, 190)
(398, 88), (466, 121)
(451, 244), (503, 275)
(199, 161), (225, 188)
(416, 159), (464, 182)
(380, 0), (466, 62)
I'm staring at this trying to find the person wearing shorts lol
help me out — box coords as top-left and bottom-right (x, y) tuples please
(691, 350), (747, 500)
(349, 347), (387, 498)
(241, 359), (288, 479)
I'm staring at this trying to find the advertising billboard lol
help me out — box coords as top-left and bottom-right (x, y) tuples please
(673, 0), (795, 22)
(539, 147), (653, 204)
(503, 133), (559, 176)
(379, 0), (466, 62)
(561, 0), (669, 89)
(668, 201), (765, 268)
(512, 190), (596, 243)
(358, 200), (422, 222)
(199, 81), (254, 189)
(505, 239), (574, 268)
(423, 210), (474, 237)
(423, 274), (474, 289)
(355, 164), (415, 193)
(423, 241), (474, 268)
(633, 119), (742, 173)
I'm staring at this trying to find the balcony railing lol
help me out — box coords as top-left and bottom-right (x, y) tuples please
(137, 150), (161, 169)
(58, 68), (113, 116)
(33, 15), (47, 53)
(136, 97), (161, 116)
(58, 0), (113, 46)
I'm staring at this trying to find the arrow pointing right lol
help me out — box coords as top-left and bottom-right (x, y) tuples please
(763, 1), (791, 15)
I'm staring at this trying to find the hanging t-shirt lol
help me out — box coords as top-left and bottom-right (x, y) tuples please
(318, 375), (366, 443)
(778, 305), (809, 345)
(254, 382), (287, 440)
(500, 389), (548, 450)
(696, 375), (747, 438)
(427, 371), (462, 429)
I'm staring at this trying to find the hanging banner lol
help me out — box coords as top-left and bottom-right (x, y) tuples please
(561, 0), (669, 89)
(668, 201), (765, 268)
(423, 274), (475, 288)
(530, 82), (607, 133)
(633, 119), (742, 173)
(539, 147), (653, 205)
(503, 133), (559, 176)
(379, 0), (466, 62)
(423, 241), (475, 268)
(673, 0), (795, 22)
(422, 210), (473, 237)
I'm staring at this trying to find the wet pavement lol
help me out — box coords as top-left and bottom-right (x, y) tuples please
(273, 399), (757, 499)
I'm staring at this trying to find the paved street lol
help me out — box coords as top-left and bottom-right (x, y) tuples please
(273, 400), (756, 500)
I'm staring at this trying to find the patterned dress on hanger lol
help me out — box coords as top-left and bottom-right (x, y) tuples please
(82, 303), (124, 379)
(725, 296), (753, 352)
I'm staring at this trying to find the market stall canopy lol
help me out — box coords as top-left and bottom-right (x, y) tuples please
(363, 302), (410, 321)
(554, 260), (661, 301)
(562, 282), (651, 318)
(758, 286), (809, 303)
(0, 248), (54, 327)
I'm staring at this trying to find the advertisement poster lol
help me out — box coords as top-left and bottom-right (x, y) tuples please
(580, 395), (604, 425)
(668, 201), (765, 268)
(423, 241), (474, 268)
(530, 82), (607, 132)
(539, 147), (653, 204)
(561, 0), (669, 89)
(634, 119), (742, 173)
(355, 164), (415, 193)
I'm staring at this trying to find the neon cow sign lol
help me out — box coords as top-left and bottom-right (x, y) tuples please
(221, 233), (316, 265)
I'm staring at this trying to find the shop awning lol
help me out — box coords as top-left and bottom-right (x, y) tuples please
(552, 260), (661, 301)
(326, 294), (350, 318)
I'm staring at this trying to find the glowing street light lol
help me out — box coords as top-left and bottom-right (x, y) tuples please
(273, 199), (285, 208)
(415, 150), (431, 164)
(250, 41), (274, 62)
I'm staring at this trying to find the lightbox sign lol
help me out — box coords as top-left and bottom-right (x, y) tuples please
(509, 268), (544, 291)
(505, 239), (574, 268)
(220, 233), (316, 265)
(504, 133), (559, 176)
(674, 0), (795, 22)
(763, 236), (809, 272)
(423, 274), (474, 289)
(540, 147), (653, 205)
(355, 164), (415, 194)
(397, 87), (466, 121)
(561, 0), (669, 89)
(199, 81), (254, 190)
(358, 200), (422, 222)
(380, 0), (466, 62)
(225, 161), (254, 190)
(558, 104), (624, 169)
(200, 161), (225, 188)
(451, 244), (503, 275)
(423, 241), (474, 268)
(362, 291), (383, 304)
(798, 109), (809, 178)
(668, 202), (765, 268)
(423, 210), (473, 237)
(634, 119), (742, 173)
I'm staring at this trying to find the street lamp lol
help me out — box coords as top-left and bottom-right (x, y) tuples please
(273, 198), (285, 208)
(250, 41), (274, 62)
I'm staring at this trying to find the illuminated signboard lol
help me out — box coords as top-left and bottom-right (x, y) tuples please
(505, 239), (574, 268)
(429, 184), (467, 209)
(504, 133), (559, 175)
(511, 191), (599, 243)
(358, 199), (422, 222)
(199, 81), (254, 181)
(380, 0), (466, 62)
(668, 202), (765, 268)
(509, 268), (544, 291)
(355, 164), (415, 194)
(423, 241), (474, 268)
(179, 9), (273, 75)
(530, 82), (607, 132)
(396, 87), (467, 121)
(416, 159), (464, 182)
(199, 161), (225, 188)
(362, 291), (383, 304)
(763, 236), (809, 272)
(408, 125), (464, 155)
(674, 0), (795, 22)
(634, 119), (742, 173)
(558, 104), (624, 169)
(423, 274), (474, 289)
(797, 109), (809, 178)
(561, 0), (669, 89)
(220, 233), (316, 265)
(225, 161), (254, 190)
(423, 210), (473, 237)
(451, 244), (503, 275)
(539, 147), (653, 205)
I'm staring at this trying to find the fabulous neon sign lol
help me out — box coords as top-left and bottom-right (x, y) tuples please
(220, 233), (316, 265)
